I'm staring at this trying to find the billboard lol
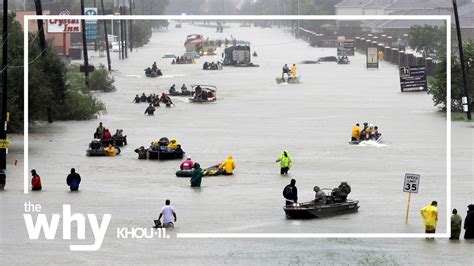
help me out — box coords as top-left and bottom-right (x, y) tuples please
(366, 47), (379, 69)
(47, 19), (81, 33)
(399, 66), (427, 92)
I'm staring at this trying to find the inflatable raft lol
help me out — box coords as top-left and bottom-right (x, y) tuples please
(86, 147), (121, 157)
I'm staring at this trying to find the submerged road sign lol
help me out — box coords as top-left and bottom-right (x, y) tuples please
(403, 173), (420, 193)
(399, 65), (427, 92)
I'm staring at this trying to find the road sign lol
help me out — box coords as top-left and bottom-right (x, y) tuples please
(84, 7), (98, 41)
(337, 40), (354, 56)
(399, 65), (427, 92)
(366, 47), (379, 69)
(0, 139), (10, 149)
(403, 173), (420, 193)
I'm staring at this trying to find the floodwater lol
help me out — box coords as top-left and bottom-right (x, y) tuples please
(1, 22), (473, 264)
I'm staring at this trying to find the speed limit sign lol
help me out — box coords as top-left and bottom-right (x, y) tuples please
(403, 173), (420, 193)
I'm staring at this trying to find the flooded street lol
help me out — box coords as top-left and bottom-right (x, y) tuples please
(2, 22), (473, 264)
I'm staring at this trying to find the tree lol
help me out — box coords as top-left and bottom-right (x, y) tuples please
(130, 21), (153, 47)
(408, 25), (447, 59)
(0, 12), (106, 132)
(428, 41), (473, 112)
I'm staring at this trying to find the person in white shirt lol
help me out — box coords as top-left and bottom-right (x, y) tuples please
(158, 199), (177, 228)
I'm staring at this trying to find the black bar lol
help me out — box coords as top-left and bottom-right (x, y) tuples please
(453, 0), (472, 119)
(81, 0), (89, 86)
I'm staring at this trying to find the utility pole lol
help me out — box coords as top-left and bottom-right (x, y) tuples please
(129, 0), (133, 52)
(119, 6), (125, 60)
(93, 0), (98, 51)
(296, 0), (300, 38)
(101, 0), (112, 71)
(81, 0), (90, 86)
(0, 0), (9, 171)
(453, 0), (472, 120)
(33, 0), (46, 53)
(123, 6), (128, 58)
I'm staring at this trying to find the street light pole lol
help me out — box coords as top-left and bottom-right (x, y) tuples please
(453, 0), (471, 119)
(81, 0), (90, 86)
(101, 0), (112, 71)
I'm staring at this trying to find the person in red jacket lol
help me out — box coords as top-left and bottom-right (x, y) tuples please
(31, 169), (42, 191)
(103, 129), (112, 140)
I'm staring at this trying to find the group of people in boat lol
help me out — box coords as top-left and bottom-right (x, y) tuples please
(178, 155), (236, 187)
(144, 61), (163, 77)
(89, 122), (123, 156)
(193, 85), (215, 101)
(203, 61), (223, 70)
(282, 63), (297, 79)
(338, 55), (350, 64)
(351, 122), (382, 142)
(172, 56), (195, 64)
(135, 137), (184, 159)
(283, 179), (352, 206)
(169, 84), (190, 95)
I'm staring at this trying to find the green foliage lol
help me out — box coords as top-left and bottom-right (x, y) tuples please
(0, 12), (107, 132)
(408, 25), (447, 59)
(131, 21), (153, 47)
(0, 12), (25, 132)
(57, 68), (106, 120)
(428, 41), (474, 112)
(88, 64), (115, 92)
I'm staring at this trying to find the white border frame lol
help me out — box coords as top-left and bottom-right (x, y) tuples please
(23, 15), (451, 238)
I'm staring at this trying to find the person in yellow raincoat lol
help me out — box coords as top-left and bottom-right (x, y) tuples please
(105, 144), (116, 157)
(377, 49), (384, 60)
(351, 123), (361, 141)
(168, 139), (180, 149)
(276, 150), (292, 175)
(420, 201), (438, 233)
(291, 64), (297, 77)
(219, 155), (236, 175)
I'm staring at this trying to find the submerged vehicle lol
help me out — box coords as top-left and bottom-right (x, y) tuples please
(284, 199), (360, 219)
(276, 76), (300, 84)
(189, 85), (217, 103)
(222, 45), (259, 67)
(162, 53), (176, 58)
(300, 60), (320, 64)
(317, 56), (338, 62)
(183, 51), (200, 59)
(184, 34), (218, 56)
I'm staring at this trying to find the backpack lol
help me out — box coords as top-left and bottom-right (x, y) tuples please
(283, 185), (293, 199)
